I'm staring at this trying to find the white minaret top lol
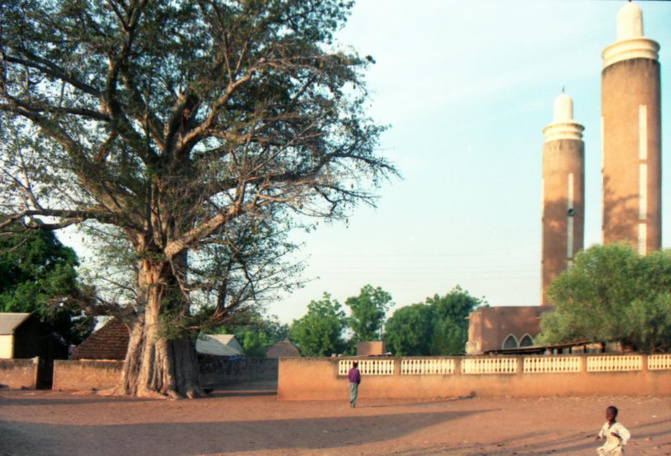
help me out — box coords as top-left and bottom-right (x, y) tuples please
(617, 2), (643, 41)
(603, 2), (659, 68)
(553, 93), (574, 123)
(544, 93), (584, 142)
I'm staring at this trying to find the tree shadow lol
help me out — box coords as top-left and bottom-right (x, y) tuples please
(0, 391), (143, 407)
(0, 408), (484, 456)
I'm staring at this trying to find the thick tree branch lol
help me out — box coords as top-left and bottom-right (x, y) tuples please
(2, 54), (101, 98)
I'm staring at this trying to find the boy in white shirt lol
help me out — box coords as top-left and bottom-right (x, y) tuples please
(596, 406), (630, 456)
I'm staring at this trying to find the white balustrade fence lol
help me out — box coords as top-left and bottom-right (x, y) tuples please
(587, 356), (642, 372)
(648, 354), (671, 370)
(461, 357), (517, 375)
(523, 356), (581, 373)
(401, 358), (455, 375)
(338, 359), (395, 376)
(337, 355), (671, 377)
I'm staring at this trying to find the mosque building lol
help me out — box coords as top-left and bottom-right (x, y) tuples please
(466, 1), (662, 354)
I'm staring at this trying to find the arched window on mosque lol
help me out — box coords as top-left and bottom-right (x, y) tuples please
(502, 334), (518, 349)
(519, 334), (534, 347)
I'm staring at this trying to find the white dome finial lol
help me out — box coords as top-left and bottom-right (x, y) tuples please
(602, 1), (658, 69)
(543, 92), (584, 142)
(553, 93), (574, 123)
(617, 2), (643, 41)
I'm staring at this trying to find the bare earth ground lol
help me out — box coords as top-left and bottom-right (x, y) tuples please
(1, 381), (670, 456)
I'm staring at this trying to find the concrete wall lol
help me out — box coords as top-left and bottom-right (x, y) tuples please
(199, 356), (278, 386)
(0, 357), (38, 389)
(52, 360), (124, 391)
(50, 357), (278, 391)
(278, 355), (671, 401)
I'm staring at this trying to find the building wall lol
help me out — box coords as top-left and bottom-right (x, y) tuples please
(0, 357), (38, 389)
(356, 342), (386, 356)
(278, 355), (671, 401)
(0, 335), (13, 359)
(199, 356), (278, 386)
(467, 306), (543, 354)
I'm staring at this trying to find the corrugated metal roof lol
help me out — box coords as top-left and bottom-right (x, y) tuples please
(205, 334), (244, 353)
(0, 313), (32, 335)
(195, 335), (243, 356)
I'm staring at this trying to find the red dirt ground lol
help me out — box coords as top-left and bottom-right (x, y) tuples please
(1, 381), (670, 456)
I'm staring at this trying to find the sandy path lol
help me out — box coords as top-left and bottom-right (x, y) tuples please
(0, 383), (670, 456)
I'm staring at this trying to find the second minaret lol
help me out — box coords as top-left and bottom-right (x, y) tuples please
(542, 93), (585, 306)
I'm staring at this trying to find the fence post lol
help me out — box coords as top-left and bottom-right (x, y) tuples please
(579, 354), (588, 373)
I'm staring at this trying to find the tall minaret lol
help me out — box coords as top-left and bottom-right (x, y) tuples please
(602, 2), (661, 255)
(542, 93), (585, 306)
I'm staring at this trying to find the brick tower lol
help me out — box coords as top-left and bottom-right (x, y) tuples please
(542, 93), (585, 306)
(601, 2), (661, 255)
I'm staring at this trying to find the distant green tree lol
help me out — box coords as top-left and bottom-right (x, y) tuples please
(384, 286), (486, 356)
(383, 303), (433, 356)
(427, 288), (484, 355)
(540, 244), (671, 352)
(0, 224), (93, 345)
(289, 293), (347, 357)
(346, 284), (392, 343)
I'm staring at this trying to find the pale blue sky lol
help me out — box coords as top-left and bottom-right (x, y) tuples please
(268, 0), (671, 324)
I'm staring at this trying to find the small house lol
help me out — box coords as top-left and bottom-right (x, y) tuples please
(0, 312), (68, 388)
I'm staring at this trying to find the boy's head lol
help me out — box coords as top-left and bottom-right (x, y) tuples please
(352, 362), (358, 368)
(606, 406), (618, 422)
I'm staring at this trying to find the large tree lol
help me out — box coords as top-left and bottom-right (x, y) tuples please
(0, 0), (394, 398)
(540, 244), (671, 353)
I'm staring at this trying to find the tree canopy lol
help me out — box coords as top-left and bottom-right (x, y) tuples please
(540, 243), (671, 353)
(0, 222), (92, 345)
(345, 284), (392, 343)
(384, 286), (486, 356)
(0, 0), (395, 398)
(289, 292), (347, 357)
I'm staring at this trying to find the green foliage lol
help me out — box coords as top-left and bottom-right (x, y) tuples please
(0, 225), (93, 345)
(289, 293), (347, 357)
(384, 286), (486, 356)
(383, 303), (433, 356)
(540, 244), (671, 352)
(345, 284), (392, 343)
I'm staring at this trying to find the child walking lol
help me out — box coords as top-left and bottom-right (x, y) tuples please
(596, 406), (630, 456)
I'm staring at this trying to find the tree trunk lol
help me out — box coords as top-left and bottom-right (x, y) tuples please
(111, 258), (204, 399)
